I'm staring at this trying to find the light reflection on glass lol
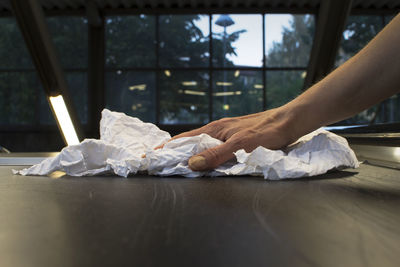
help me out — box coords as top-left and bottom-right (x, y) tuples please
(160, 71), (209, 124)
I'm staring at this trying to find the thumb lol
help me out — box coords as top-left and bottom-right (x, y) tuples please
(188, 140), (240, 171)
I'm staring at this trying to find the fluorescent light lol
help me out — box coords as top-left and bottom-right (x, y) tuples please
(49, 95), (79, 146)
(254, 84), (263, 89)
(216, 82), (233, 86)
(213, 91), (241, 96)
(164, 70), (171, 77)
(179, 57), (190, 62)
(129, 84), (146, 91)
(183, 90), (206, 96)
(182, 81), (198, 86)
(234, 70), (240, 77)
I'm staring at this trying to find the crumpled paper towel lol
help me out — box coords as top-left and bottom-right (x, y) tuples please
(13, 109), (359, 180)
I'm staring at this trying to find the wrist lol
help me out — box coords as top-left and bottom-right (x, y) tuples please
(272, 101), (319, 144)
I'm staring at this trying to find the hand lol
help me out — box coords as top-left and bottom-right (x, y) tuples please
(157, 108), (299, 171)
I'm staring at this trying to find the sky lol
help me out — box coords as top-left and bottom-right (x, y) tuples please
(193, 14), (293, 67)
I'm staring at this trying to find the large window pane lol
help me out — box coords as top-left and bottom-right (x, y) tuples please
(266, 71), (304, 109)
(106, 71), (156, 123)
(0, 72), (41, 125)
(0, 18), (34, 69)
(66, 72), (88, 124)
(106, 16), (156, 68)
(212, 70), (263, 119)
(159, 15), (209, 67)
(339, 94), (400, 125)
(212, 14), (263, 67)
(47, 17), (88, 69)
(265, 14), (315, 67)
(335, 16), (384, 67)
(160, 71), (209, 124)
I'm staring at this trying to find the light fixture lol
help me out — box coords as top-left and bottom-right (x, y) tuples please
(301, 71), (307, 78)
(183, 90), (206, 96)
(214, 91), (241, 96)
(223, 104), (230, 110)
(182, 81), (198, 86)
(234, 70), (240, 77)
(216, 82), (233, 86)
(164, 70), (171, 77)
(129, 84), (146, 91)
(49, 95), (80, 146)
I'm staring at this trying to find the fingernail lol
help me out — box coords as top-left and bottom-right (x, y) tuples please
(189, 156), (207, 171)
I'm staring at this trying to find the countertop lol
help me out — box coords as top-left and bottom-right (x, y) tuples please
(1, 163), (399, 267)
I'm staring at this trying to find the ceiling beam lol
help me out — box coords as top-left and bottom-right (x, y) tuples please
(304, 0), (353, 89)
(85, 0), (102, 27)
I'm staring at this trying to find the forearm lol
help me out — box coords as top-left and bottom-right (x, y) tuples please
(280, 13), (400, 140)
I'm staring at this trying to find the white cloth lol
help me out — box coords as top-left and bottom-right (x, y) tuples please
(13, 109), (359, 180)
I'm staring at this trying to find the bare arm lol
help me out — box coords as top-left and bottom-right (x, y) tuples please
(166, 13), (400, 171)
(286, 13), (400, 139)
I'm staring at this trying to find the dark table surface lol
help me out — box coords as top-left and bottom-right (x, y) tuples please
(1, 163), (400, 267)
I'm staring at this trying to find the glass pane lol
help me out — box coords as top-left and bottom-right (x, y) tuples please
(335, 16), (384, 67)
(0, 72), (42, 125)
(212, 70), (263, 119)
(265, 14), (315, 67)
(212, 14), (263, 67)
(38, 72), (88, 125)
(159, 15), (210, 67)
(66, 72), (88, 124)
(160, 71), (209, 124)
(38, 88), (56, 125)
(0, 18), (34, 69)
(340, 94), (400, 125)
(384, 14), (396, 25)
(47, 17), (88, 69)
(105, 71), (156, 123)
(106, 15), (156, 68)
(266, 71), (305, 109)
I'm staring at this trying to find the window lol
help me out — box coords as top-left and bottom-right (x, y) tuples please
(335, 15), (399, 126)
(0, 16), (89, 127)
(265, 14), (314, 109)
(47, 16), (89, 124)
(105, 14), (315, 125)
(160, 15), (210, 67)
(105, 15), (157, 122)
(0, 17), (47, 126)
(212, 14), (263, 67)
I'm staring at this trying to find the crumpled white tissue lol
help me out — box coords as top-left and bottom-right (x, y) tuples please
(13, 109), (359, 180)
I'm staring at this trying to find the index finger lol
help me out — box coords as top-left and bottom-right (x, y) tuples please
(153, 127), (205, 150)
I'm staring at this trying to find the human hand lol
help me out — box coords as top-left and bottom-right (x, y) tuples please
(156, 108), (299, 171)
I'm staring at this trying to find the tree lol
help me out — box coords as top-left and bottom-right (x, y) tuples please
(265, 15), (315, 109)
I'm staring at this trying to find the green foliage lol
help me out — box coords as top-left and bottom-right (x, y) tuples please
(212, 29), (247, 67)
(266, 15), (314, 109)
(47, 17), (88, 69)
(106, 15), (156, 67)
(267, 15), (314, 67)
(335, 15), (400, 125)
(336, 16), (383, 65)
(159, 15), (210, 67)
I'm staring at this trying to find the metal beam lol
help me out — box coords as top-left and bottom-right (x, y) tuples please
(87, 17), (105, 138)
(304, 0), (353, 89)
(85, 0), (102, 27)
(10, 0), (83, 145)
